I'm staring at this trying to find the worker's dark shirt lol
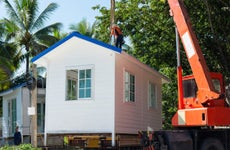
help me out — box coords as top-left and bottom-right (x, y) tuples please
(14, 131), (21, 145)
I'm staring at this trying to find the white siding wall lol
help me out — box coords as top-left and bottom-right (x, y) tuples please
(2, 99), (8, 137)
(42, 37), (116, 134)
(2, 88), (22, 137)
(115, 52), (163, 134)
(21, 88), (31, 135)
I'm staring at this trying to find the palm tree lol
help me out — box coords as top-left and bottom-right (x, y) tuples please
(69, 18), (97, 37)
(1, 0), (62, 74)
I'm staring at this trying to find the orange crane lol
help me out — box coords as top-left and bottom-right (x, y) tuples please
(168, 0), (230, 127)
(141, 0), (230, 150)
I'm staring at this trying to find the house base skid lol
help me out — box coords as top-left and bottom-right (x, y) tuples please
(144, 128), (230, 150)
(44, 133), (142, 149)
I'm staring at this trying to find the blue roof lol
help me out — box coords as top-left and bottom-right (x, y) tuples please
(0, 82), (27, 96)
(31, 32), (122, 62)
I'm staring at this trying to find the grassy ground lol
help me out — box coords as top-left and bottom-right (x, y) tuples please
(0, 144), (41, 150)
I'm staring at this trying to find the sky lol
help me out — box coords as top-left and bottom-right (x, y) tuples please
(0, 0), (110, 32)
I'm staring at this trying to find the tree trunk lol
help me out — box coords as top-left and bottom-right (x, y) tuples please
(26, 46), (30, 74)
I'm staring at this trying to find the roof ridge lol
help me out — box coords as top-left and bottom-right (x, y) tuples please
(31, 32), (121, 63)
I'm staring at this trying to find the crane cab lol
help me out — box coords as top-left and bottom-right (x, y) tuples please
(182, 72), (226, 109)
(172, 72), (230, 127)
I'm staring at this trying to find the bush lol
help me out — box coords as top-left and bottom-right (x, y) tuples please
(0, 144), (41, 150)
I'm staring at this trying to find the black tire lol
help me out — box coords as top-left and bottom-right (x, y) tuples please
(200, 138), (224, 150)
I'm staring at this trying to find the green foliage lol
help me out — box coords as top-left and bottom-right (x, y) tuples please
(92, 5), (111, 43)
(183, 0), (230, 81)
(0, 144), (41, 150)
(160, 67), (177, 129)
(69, 18), (97, 38)
(94, 0), (177, 69)
(0, 21), (21, 91)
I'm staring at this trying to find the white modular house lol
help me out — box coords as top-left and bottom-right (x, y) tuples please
(0, 83), (45, 144)
(32, 32), (169, 146)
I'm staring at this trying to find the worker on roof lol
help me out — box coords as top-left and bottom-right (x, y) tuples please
(110, 24), (124, 48)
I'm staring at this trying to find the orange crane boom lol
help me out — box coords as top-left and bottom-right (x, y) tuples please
(168, 0), (220, 104)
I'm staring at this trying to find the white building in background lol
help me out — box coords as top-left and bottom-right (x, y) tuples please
(0, 83), (45, 144)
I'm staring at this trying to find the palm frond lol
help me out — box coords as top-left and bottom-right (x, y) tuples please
(36, 34), (59, 47)
(32, 3), (59, 30)
(52, 29), (68, 40)
(34, 22), (62, 35)
(0, 56), (15, 76)
(22, 0), (38, 30)
(29, 40), (48, 56)
(4, 0), (25, 29)
(69, 18), (95, 37)
(3, 18), (19, 37)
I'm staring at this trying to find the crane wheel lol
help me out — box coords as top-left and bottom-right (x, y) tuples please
(200, 137), (224, 150)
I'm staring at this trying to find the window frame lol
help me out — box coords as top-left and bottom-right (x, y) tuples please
(66, 70), (78, 100)
(148, 82), (157, 109)
(65, 65), (94, 101)
(124, 70), (135, 102)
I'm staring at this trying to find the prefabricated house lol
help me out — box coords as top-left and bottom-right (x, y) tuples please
(0, 83), (45, 145)
(32, 32), (169, 147)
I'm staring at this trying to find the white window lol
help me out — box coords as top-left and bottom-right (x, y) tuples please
(149, 82), (157, 108)
(125, 71), (135, 102)
(66, 65), (93, 100)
